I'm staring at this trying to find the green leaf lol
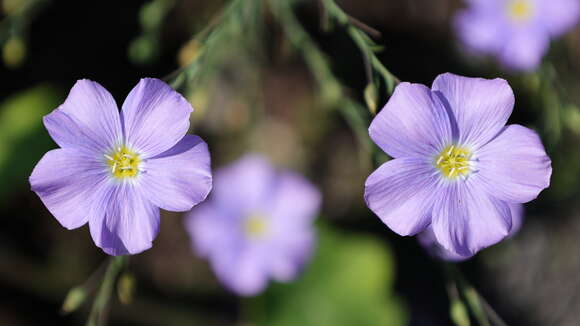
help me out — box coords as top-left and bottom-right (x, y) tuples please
(0, 85), (62, 200)
(250, 225), (408, 326)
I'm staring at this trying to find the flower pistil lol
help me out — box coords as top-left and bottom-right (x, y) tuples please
(435, 145), (474, 179)
(105, 146), (142, 179)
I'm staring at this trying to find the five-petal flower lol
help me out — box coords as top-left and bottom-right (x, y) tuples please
(365, 73), (551, 257)
(30, 78), (212, 255)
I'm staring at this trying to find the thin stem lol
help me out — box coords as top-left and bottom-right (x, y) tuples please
(86, 256), (128, 326)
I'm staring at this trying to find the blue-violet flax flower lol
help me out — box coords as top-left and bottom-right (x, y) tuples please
(364, 73), (551, 257)
(30, 78), (212, 256)
(455, 0), (580, 71)
(185, 155), (321, 296)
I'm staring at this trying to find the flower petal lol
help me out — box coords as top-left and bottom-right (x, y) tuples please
(431, 181), (512, 256)
(212, 154), (276, 214)
(212, 246), (269, 296)
(370, 82), (453, 158)
(266, 172), (321, 226)
(121, 78), (192, 158)
(432, 73), (514, 149)
(30, 148), (109, 229)
(89, 183), (160, 256)
(499, 28), (549, 71)
(139, 135), (212, 212)
(364, 157), (439, 236)
(539, 0), (580, 36)
(44, 80), (122, 152)
(419, 203), (522, 261)
(476, 124), (551, 203)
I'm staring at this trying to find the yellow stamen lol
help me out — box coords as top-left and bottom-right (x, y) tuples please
(507, 0), (533, 22)
(435, 145), (472, 179)
(105, 146), (141, 179)
(244, 213), (268, 239)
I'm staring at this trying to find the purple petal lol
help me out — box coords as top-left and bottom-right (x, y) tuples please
(30, 148), (109, 229)
(185, 203), (242, 259)
(266, 172), (321, 226)
(364, 157), (439, 236)
(418, 227), (470, 262)
(44, 80), (122, 153)
(508, 203), (524, 237)
(419, 202), (523, 261)
(212, 154), (276, 214)
(370, 82), (453, 158)
(539, 0), (580, 36)
(89, 183), (160, 255)
(121, 78), (192, 158)
(432, 73), (514, 149)
(476, 124), (551, 203)
(212, 245), (269, 296)
(139, 135), (212, 212)
(455, 8), (506, 54)
(431, 181), (512, 256)
(498, 28), (549, 71)
(263, 172), (319, 281)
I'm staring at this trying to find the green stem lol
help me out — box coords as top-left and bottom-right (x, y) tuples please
(86, 256), (128, 326)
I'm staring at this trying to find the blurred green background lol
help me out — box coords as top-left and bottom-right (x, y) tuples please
(1, 0), (580, 325)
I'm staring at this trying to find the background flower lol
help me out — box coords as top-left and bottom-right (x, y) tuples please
(30, 78), (212, 255)
(185, 154), (320, 296)
(455, 0), (580, 71)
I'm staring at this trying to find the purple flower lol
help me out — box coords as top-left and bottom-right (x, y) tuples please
(455, 0), (580, 71)
(185, 155), (320, 296)
(30, 78), (212, 256)
(418, 204), (524, 261)
(364, 73), (551, 257)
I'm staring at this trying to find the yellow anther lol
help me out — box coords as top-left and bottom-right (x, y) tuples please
(507, 0), (533, 22)
(435, 145), (472, 179)
(244, 213), (268, 239)
(105, 146), (141, 179)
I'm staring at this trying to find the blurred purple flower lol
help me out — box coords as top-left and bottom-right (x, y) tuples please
(185, 155), (320, 296)
(30, 78), (212, 256)
(418, 204), (524, 261)
(364, 73), (551, 257)
(455, 0), (580, 71)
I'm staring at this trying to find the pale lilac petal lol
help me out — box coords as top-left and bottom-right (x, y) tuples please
(419, 203), (523, 260)
(539, 0), (580, 36)
(212, 246), (269, 296)
(30, 148), (109, 229)
(364, 157), (439, 236)
(432, 73), (514, 149)
(89, 183), (160, 256)
(185, 203), (242, 259)
(499, 28), (549, 71)
(432, 181), (512, 256)
(212, 154), (276, 214)
(508, 203), (524, 237)
(370, 82), (453, 158)
(263, 172), (319, 281)
(121, 78), (192, 158)
(44, 80), (122, 152)
(455, 9), (506, 54)
(266, 172), (321, 226)
(418, 227), (469, 262)
(139, 135), (212, 212)
(476, 124), (552, 203)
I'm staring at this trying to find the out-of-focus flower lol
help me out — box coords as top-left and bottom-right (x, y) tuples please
(418, 204), (524, 261)
(185, 154), (320, 296)
(364, 73), (551, 257)
(455, 0), (580, 71)
(30, 78), (212, 255)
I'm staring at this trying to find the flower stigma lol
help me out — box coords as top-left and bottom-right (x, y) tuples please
(507, 0), (533, 23)
(435, 145), (474, 179)
(244, 213), (268, 239)
(105, 146), (142, 179)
